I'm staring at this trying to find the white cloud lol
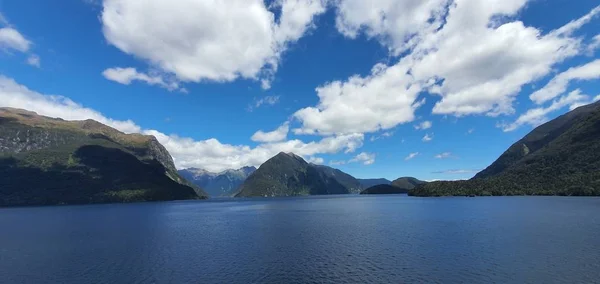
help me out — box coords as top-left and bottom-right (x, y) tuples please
(247, 95), (280, 111)
(467, 128), (475, 134)
(529, 59), (600, 104)
(370, 131), (394, 141)
(102, 67), (184, 92)
(101, 0), (325, 86)
(417, 1), (591, 117)
(405, 152), (419, 161)
(588, 34), (600, 54)
(501, 89), (593, 132)
(293, 61), (425, 135)
(0, 75), (366, 172)
(434, 152), (453, 159)
(0, 75), (141, 133)
(26, 54), (40, 67)
(329, 160), (346, 166)
(0, 27), (30, 52)
(151, 131), (364, 172)
(307, 156), (324, 164)
(349, 152), (375, 165)
(251, 122), (289, 143)
(422, 133), (433, 142)
(293, 2), (598, 136)
(334, 0), (450, 55)
(568, 93), (600, 111)
(414, 120), (432, 130)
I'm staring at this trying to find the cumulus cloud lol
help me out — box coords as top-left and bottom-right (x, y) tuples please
(405, 152), (419, 161)
(501, 89), (596, 132)
(152, 131), (364, 172)
(334, 0), (450, 55)
(247, 95), (280, 112)
(307, 156), (324, 164)
(293, 61), (425, 135)
(251, 122), (289, 143)
(0, 75), (364, 172)
(422, 133), (433, 142)
(417, 1), (591, 117)
(0, 27), (30, 53)
(294, 0), (598, 135)
(292, 1), (598, 136)
(102, 67), (184, 92)
(26, 54), (40, 67)
(529, 59), (600, 104)
(0, 75), (141, 133)
(414, 120), (432, 130)
(434, 152), (453, 159)
(101, 0), (326, 86)
(349, 152), (376, 165)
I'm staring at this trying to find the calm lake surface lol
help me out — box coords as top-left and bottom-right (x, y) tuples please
(1, 195), (600, 283)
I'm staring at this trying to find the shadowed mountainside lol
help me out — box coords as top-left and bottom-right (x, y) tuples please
(0, 108), (206, 206)
(411, 101), (600, 196)
(235, 152), (356, 197)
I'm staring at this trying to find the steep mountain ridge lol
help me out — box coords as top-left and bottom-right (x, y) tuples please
(235, 152), (354, 197)
(412, 101), (600, 196)
(0, 108), (206, 206)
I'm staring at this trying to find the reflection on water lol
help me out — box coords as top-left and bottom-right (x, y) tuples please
(1, 195), (599, 283)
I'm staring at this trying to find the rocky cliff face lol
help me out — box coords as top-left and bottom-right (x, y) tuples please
(146, 136), (178, 173)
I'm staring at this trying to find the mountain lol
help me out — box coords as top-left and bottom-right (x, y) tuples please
(312, 164), (362, 193)
(0, 108), (207, 206)
(235, 152), (354, 197)
(392, 177), (427, 191)
(358, 178), (392, 189)
(360, 184), (409, 194)
(178, 166), (256, 197)
(411, 101), (600, 196)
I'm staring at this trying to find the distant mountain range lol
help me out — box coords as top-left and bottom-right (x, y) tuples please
(6, 99), (596, 207)
(412, 100), (600, 196)
(0, 108), (206, 206)
(182, 160), (394, 197)
(357, 178), (391, 189)
(178, 166), (256, 197)
(361, 177), (426, 195)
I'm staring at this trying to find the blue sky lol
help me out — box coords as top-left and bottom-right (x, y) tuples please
(0, 0), (599, 181)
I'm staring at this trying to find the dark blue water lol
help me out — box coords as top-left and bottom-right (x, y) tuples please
(1, 195), (600, 283)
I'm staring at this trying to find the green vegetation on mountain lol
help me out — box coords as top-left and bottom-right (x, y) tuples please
(392, 177), (426, 190)
(235, 152), (354, 197)
(360, 184), (409, 195)
(0, 108), (206, 206)
(312, 164), (362, 193)
(357, 178), (391, 189)
(411, 101), (600, 197)
(360, 177), (425, 194)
